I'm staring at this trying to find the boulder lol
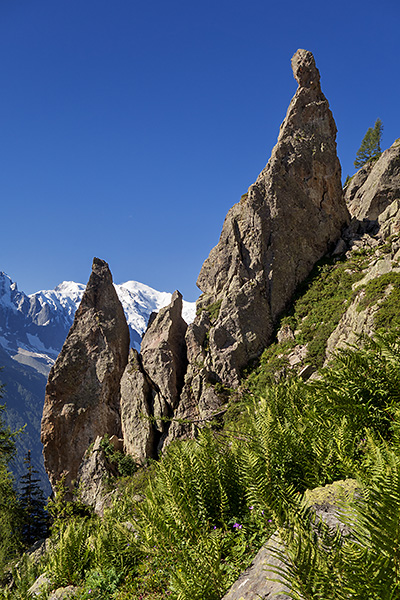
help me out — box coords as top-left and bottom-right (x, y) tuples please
(48, 587), (77, 600)
(28, 573), (51, 597)
(221, 533), (291, 600)
(41, 258), (130, 491)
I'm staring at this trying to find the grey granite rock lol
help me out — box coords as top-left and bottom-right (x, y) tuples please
(222, 480), (359, 600)
(76, 435), (118, 515)
(120, 348), (156, 462)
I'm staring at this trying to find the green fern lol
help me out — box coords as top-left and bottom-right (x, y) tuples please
(46, 518), (93, 587)
(93, 513), (139, 577)
(269, 442), (400, 599)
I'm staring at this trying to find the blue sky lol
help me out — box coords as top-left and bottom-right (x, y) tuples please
(1, 0), (399, 301)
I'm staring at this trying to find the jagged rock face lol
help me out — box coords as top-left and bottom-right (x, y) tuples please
(41, 258), (130, 491)
(120, 291), (187, 461)
(198, 49), (347, 320)
(120, 349), (156, 462)
(346, 139), (400, 222)
(174, 49), (349, 427)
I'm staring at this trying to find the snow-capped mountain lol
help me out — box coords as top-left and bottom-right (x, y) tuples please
(0, 272), (196, 375)
(116, 280), (196, 347)
(0, 270), (196, 493)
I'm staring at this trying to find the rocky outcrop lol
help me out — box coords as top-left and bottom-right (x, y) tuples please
(171, 49), (349, 430)
(321, 139), (400, 360)
(120, 291), (188, 461)
(325, 241), (400, 361)
(346, 138), (400, 222)
(41, 258), (130, 491)
(221, 533), (291, 600)
(40, 50), (359, 474)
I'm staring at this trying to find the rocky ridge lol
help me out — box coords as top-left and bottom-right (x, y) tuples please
(41, 49), (354, 490)
(0, 270), (195, 492)
(323, 136), (400, 358)
(120, 291), (188, 463)
(263, 135), (400, 381)
(28, 48), (400, 600)
(345, 138), (400, 221)
(40, 50), (400, 503)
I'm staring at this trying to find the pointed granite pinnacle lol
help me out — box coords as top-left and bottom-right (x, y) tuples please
(178, 48), (350, 426)
(41, 258), (130, 492)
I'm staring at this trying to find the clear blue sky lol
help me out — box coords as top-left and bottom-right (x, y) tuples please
(1, 0), (399, 301)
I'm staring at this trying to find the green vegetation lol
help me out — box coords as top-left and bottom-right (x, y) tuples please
(246, 243), (400, 381)
(355, 271), (400, 331)
(343, 173), (353, 188)
(4, 244), (400, 598)
(247, 253), (367, 376)
(4, 330), (400, 598)
(197, 299), (222, 322)
(356, 271), (400, 311)
(354, 118), (383, 169)
(0, 381), (23, 579)
(292, 257), (364, 366)
(100, 435), (138, 478)
(272, 445), (400, 598)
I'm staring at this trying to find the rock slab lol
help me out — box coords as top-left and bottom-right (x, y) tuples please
(222, 480), (359, 600)
(221, 534), (291, 600)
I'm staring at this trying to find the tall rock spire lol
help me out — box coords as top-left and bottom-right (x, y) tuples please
(41, 258), (130, 491)
(169, 49), (350, 435)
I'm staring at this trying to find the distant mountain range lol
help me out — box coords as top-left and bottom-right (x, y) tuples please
(0, 270), (196, 494)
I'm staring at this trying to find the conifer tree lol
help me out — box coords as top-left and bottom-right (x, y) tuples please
(19, 450), (49, 545)
(0, 379), (23, 571)
(354, 118), (383, 169)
